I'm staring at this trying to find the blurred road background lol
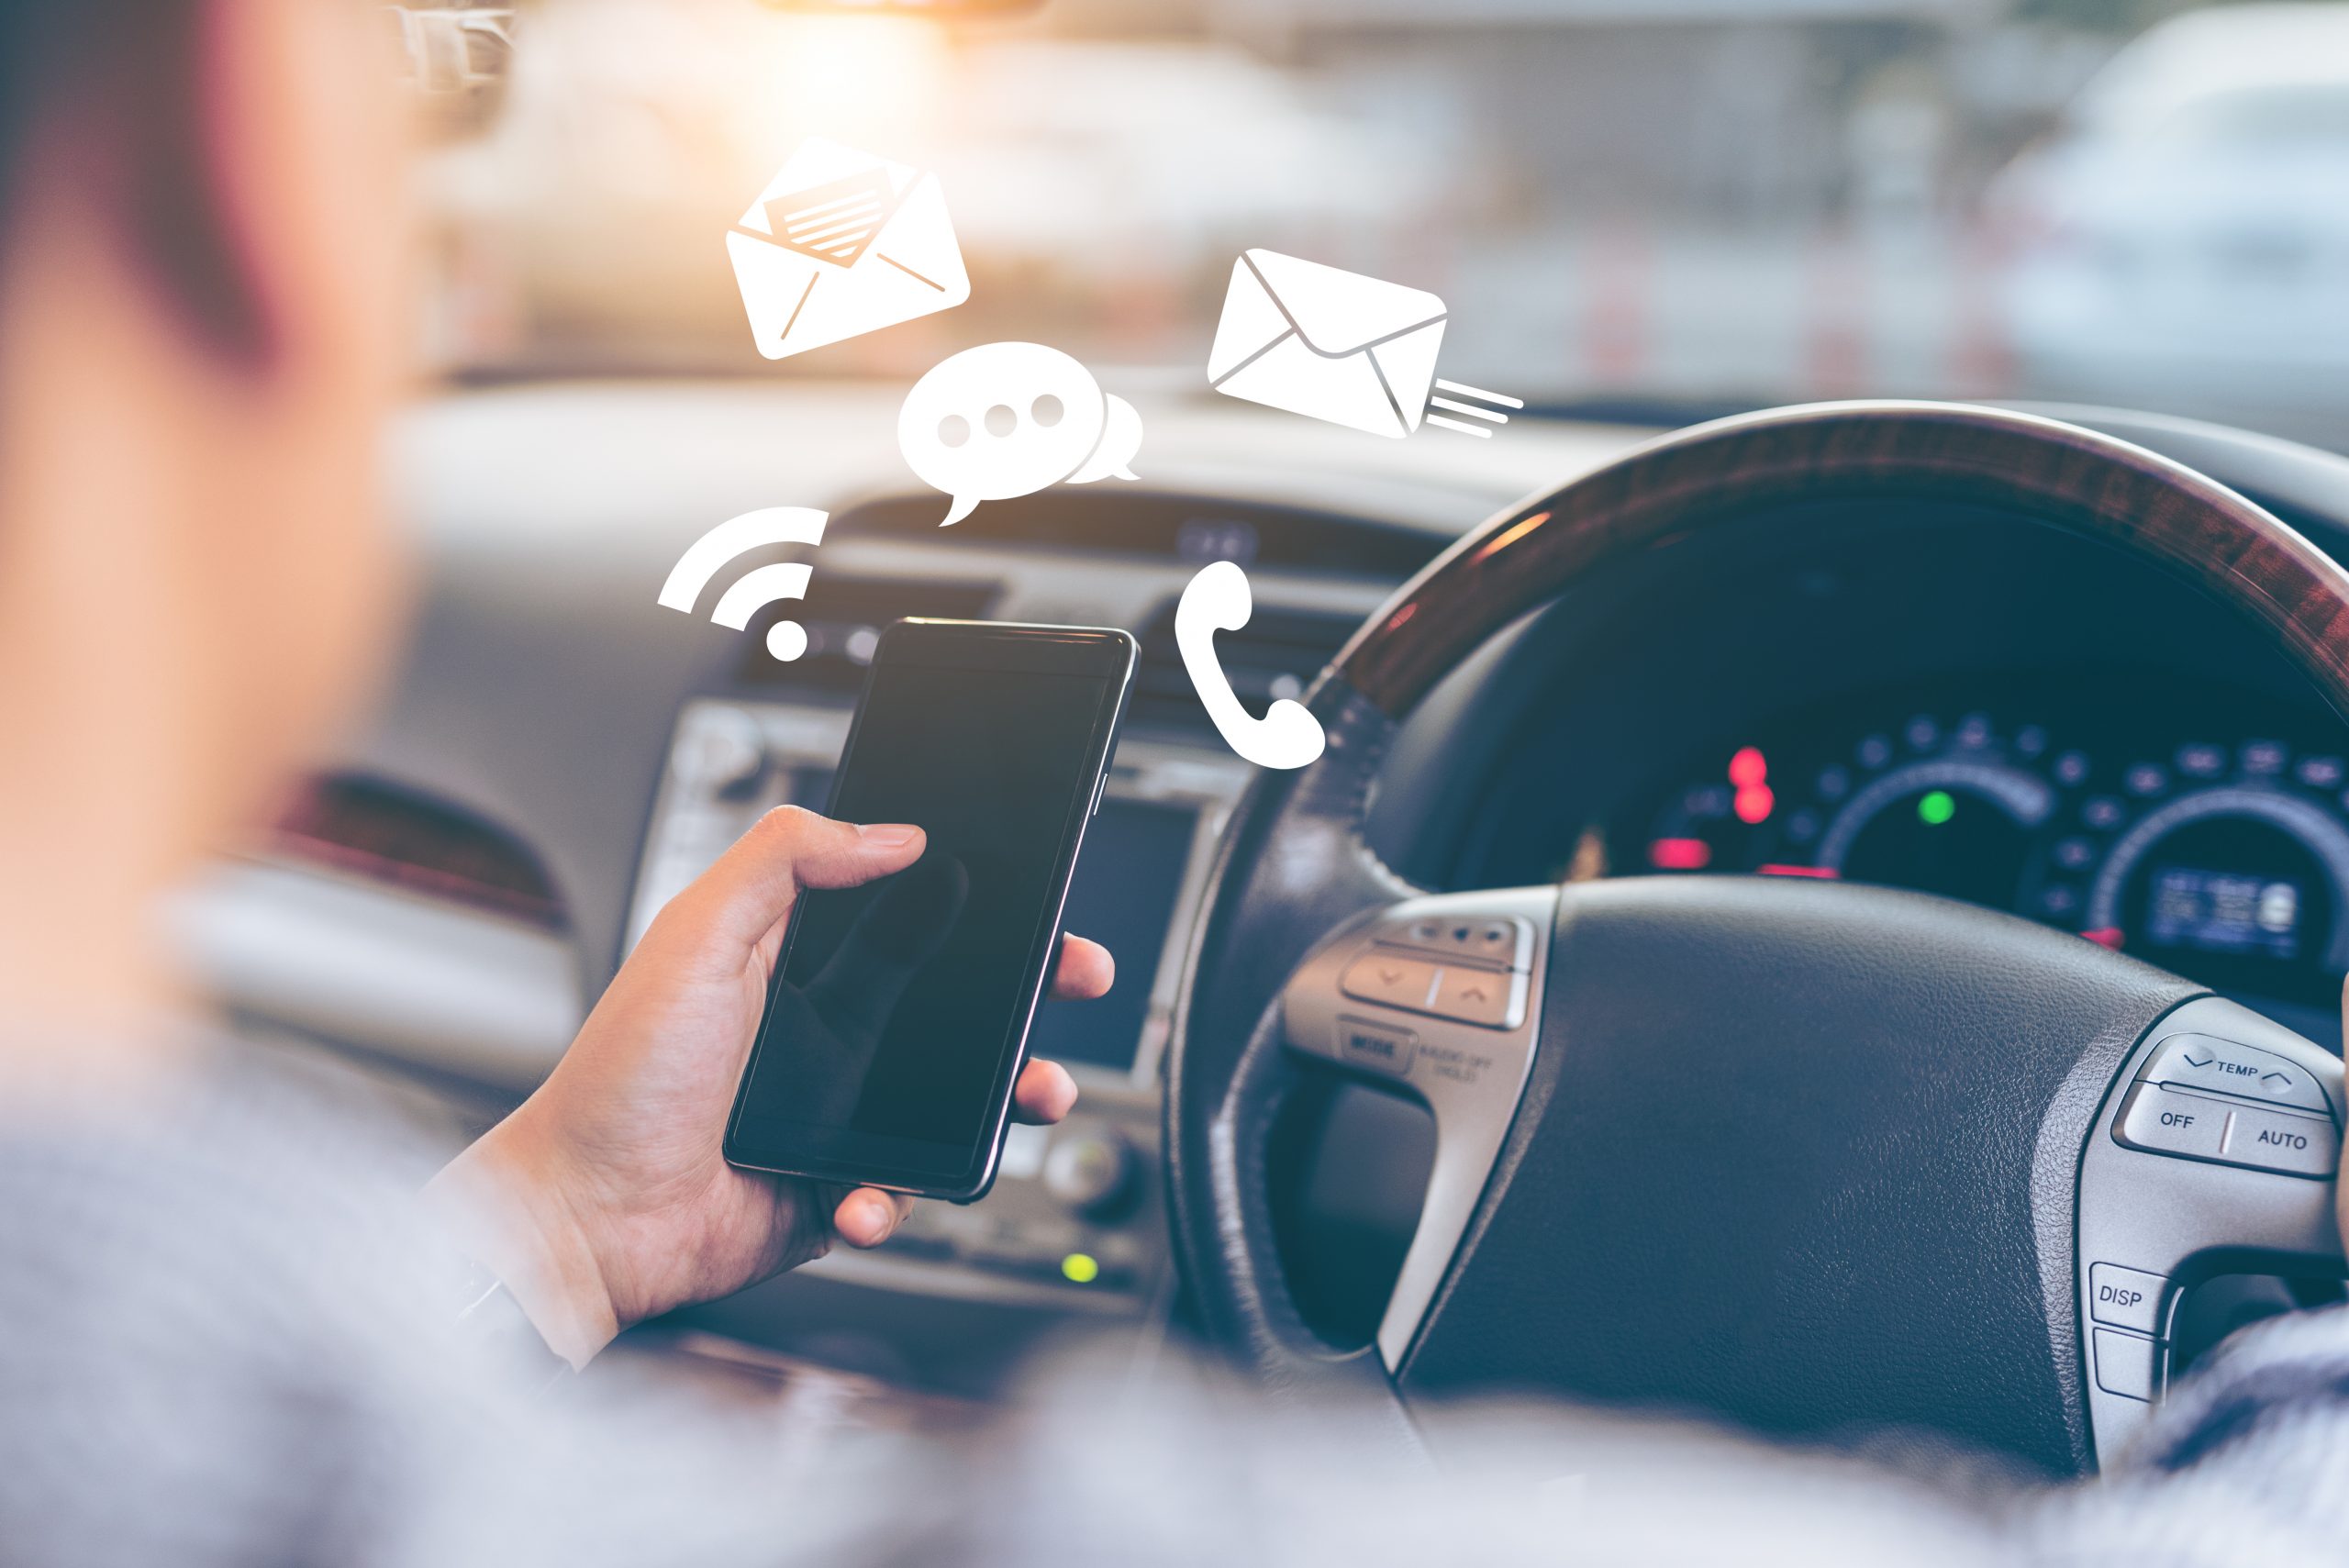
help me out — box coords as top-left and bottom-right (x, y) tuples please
(417, 0), (2349, 450)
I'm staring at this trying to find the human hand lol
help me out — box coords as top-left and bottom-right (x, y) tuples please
(427, 807), (1109, 1364)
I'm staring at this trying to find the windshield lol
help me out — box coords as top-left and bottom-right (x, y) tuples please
(422, 0), (2349, 450)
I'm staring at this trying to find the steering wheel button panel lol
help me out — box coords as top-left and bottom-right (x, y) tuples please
(2080, 995), (2343, 1466)
(2143, 1033), (2338, 1117)
(2087, 1262), (2167, 1334)
(2114, 1025), (2342, 1177)
(1282, 889), (1555, 1367)
(2092, 1329), (2159, 1403)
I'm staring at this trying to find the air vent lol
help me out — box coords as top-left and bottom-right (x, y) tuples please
(732, 575), (1001, 694)
(273, 773), (564, 929)
(1130, 597), (1363, 734)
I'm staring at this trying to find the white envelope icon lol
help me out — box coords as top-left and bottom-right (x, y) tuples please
(1206, 250), (1448, 439)
(726, 139), (971, 361)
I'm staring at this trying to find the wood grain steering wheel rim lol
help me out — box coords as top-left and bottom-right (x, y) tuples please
(1163, 400), (2349, 1469)
(1338, 399), (2349, 717)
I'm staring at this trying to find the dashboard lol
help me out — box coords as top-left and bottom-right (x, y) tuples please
(178, 384), (2349, 1386)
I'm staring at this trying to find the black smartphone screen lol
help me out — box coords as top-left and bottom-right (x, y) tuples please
(725, 622), (1133, 1195)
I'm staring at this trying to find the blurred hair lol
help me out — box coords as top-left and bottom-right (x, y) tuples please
(0, 0), (274, 363)
(0, 3), (111, 237)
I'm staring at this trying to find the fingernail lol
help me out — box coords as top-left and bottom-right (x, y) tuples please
(857, 823), (920, 847)
(850, 1194), (893, 1243)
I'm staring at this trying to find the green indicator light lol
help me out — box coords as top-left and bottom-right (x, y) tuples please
(1060, 1252), (1100, 1284)
(1918, 790), (1956, 827)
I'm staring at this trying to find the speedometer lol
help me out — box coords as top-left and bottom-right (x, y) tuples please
(1814, 752), (2054, 907)
(2074, 747), (2349, 1006)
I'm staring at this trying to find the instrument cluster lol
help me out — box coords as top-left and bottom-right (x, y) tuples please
(1620, 682), (2349, 1009)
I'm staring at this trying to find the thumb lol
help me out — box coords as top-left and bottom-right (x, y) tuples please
(658, 806), (925, 955)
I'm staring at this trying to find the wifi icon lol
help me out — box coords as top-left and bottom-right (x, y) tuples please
(658, 506), (828, 661)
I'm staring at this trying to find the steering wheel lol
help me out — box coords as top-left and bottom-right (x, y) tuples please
(1163, 402), (2349, 1477)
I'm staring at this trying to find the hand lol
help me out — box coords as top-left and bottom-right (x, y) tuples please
(427, 807), (1110, 1365)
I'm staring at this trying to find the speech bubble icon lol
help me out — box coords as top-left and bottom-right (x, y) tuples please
(1067, 394), (1142, 484)
(897, 342), (1143, 526)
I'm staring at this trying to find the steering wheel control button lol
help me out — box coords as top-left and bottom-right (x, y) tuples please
(1431, 965), (1521, 1029)
(1337, 1017), (1418, 1077)
(2088, 1263), (2167, 1334)
(2114, 1081), (2339, 1177)
(2092, 1329), (2159, 1402)
(1340, 952), (1442, 1012)
(2116, 1083), (2230, 1161)
(2219, 1103), (2339, 1178)
(2143, 1033), (2336, 1118)
(1381, 915), (1534, 971)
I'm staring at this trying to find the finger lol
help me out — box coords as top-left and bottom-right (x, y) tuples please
(832, 1186), (907, 1249)
(659, 807), (925, 955)
(1050, 934), (1114, 1000)
(1011, 1057), (1080, 1125)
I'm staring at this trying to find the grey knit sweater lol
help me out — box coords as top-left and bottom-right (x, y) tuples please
(0, 1036), (2339, 1566)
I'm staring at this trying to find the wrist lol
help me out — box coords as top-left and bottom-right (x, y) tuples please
(425, 1111), (620, 1367)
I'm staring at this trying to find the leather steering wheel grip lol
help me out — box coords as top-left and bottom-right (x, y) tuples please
(1161, 402), (2349, 1452)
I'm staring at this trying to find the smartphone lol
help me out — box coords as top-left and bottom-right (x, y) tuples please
(723, 620), (1137, 1200)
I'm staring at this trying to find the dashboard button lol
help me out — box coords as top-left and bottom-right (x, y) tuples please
(2116, 1084), (2230, 1161)
(2143, 1033), (2335, 1118)
(2089, 1263), (2166, 1334)
(1336, 1017), (1418, 1076)
(1340, 952), (1442, 1012)
(2093, 1329), (2158, 1402)
(1044, 1131), (1137, 1219)
(1431, 965), (1518, 1029)
(2219, 1102), (2338, 1178)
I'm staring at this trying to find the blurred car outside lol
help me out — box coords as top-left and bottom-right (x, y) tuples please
(1988, 5), (2349, 431)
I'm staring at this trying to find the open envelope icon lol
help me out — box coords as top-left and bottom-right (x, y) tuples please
(1206, 250), (1448, 439)
(726, 139), (971, 361)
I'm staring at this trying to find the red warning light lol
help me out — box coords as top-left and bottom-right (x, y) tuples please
(1649, 837), (1713, 870)
(1727, 746), (1773, 823)
(2081, 927), (2125, 950)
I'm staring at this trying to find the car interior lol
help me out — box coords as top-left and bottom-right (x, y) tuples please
(180, 0), (2349, 1480)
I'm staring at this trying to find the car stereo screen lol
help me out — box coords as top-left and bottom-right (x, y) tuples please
(1028, 796), (1195, 1070)
(731, 661), (1113, 1172)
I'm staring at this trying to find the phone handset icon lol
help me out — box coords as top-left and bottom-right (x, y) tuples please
(1175, 561), (1328, 771)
